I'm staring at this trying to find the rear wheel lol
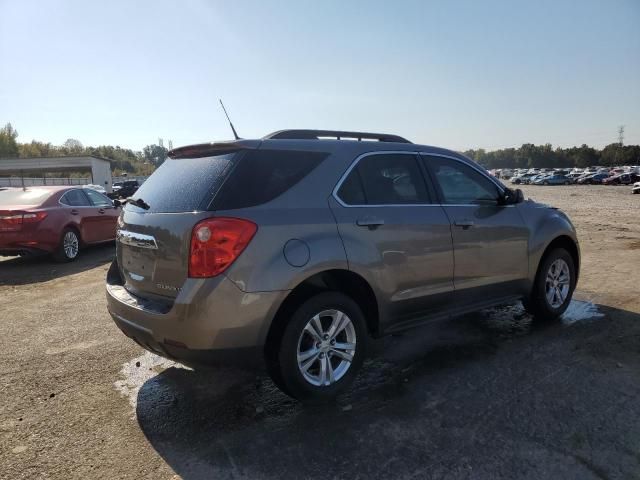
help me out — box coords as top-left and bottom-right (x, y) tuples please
(53, 228), (80, 262)
(524, 248), (576, 321)
(272, 292), (367, 403)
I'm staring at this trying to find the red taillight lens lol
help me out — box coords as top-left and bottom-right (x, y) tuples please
(0, 211), (47, 231)
(22, 212), (48, 223)
(188, 217), (257, 278)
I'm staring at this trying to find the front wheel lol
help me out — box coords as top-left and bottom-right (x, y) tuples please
(524, 248), (576, 321)
(273, 292), (367, 403)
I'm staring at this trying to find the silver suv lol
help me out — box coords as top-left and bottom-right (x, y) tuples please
(106, 129), (579, 402)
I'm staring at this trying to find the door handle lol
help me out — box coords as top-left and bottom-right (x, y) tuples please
(356, 217), (385, 229)
(98, 208), (105, 214)
(70, 209), (79, 215)
(454, 219), (475, 228)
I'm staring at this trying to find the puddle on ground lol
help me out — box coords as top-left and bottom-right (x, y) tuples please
(484, 300), (604, 329)
(561, 300), (604, 325)
(114, 351), (189, 412)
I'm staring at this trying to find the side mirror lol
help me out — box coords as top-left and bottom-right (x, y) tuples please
(500, 188), (524, 205)
(113, 199), (122, 208)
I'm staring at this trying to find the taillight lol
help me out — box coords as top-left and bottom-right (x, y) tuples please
(189, 217), (257, 278)
(0, 211), (47, 231)
(23, 212), (48, 223)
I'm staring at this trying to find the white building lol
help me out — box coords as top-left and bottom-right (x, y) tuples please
(0, 156), (114, 192)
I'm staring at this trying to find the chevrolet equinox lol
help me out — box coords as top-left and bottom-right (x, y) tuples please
(106, 129), (580, 402)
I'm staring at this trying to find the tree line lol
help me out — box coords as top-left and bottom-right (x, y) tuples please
(0, 123), (167, 176)
(463, 143), (640, 170)
(2, 122), (639, 173)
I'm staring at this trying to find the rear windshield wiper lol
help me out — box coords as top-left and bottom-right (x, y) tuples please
(116, 197), (150, 210)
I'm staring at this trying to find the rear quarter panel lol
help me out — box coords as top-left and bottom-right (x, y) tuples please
(221, 143), (362, 293)
(222, 206), (348, 292)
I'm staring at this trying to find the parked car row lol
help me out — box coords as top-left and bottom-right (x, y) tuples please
(0, 186), (119, 261)
(509, 167), (640, 191)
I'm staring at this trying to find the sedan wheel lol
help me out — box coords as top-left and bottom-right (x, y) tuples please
(53, 228), (80, 262)
(64, 231), (79, 259)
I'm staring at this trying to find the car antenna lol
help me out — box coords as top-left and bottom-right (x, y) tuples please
(219, 99), (240, 140)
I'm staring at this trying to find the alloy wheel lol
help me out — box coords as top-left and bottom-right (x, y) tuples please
(545, 258), (570, 308)
(296, 309), (356, 387)
(63, 231), (79, 259)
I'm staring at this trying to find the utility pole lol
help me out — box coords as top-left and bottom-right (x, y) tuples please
(618, 125), (625, 146)
(616, 125), (625, 166)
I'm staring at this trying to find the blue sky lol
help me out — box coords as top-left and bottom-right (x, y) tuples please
(1, 0), (639, 151)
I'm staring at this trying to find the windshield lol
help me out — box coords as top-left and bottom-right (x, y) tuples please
(0, 188), (52, 207)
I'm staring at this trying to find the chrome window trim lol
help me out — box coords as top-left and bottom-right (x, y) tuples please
(332, 150), (508, 208)
(332, 150), (435, 208)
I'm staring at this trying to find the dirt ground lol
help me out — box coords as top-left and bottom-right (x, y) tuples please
(0, 184), (639, 479)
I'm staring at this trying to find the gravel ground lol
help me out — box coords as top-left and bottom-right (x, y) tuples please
(0, 184), (639, 479)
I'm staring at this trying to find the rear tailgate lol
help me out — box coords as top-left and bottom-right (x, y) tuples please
(117, 209), (212, 299)
(115, 151), (242, 299)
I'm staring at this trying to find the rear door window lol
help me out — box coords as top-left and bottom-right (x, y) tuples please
(60, 189), (91, 207)
(211, 150), (327, 210)
(337, 153), (430, 205)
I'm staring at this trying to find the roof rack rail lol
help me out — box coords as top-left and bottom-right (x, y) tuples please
(264, 129), (412, 144)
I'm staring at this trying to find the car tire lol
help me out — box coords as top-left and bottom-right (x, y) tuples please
(524, 248), (576, 322)
(53, 228), (80, 262)
(273, 292), (367, 403)
(543, 181), (549, 185)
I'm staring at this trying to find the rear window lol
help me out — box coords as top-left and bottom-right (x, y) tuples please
(126, 153), (237, 213)
(211, 149), (327, 210)
(0, 188), (53, 206)
(60, 189), (90, 206)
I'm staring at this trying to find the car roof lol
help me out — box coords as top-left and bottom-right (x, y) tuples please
(3, 185), (79, 193)
(168, 129), (472, 164)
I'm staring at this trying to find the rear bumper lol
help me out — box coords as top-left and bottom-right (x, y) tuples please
(0, 231), (56, 256)
(110, 312), (264, 368)
(105, 260), (288, 369)
(0, 246), (49, 257)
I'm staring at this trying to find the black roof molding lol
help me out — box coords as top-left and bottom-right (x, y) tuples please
(265, 129), (412, 144)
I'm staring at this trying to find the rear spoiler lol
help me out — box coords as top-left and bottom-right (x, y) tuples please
(167, 140), (261, 159)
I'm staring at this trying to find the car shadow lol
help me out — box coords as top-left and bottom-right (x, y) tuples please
(0, 243), (115, 286)
(135, 301), (640, 479)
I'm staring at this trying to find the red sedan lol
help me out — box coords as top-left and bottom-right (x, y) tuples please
(0, 186), (119, 261)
